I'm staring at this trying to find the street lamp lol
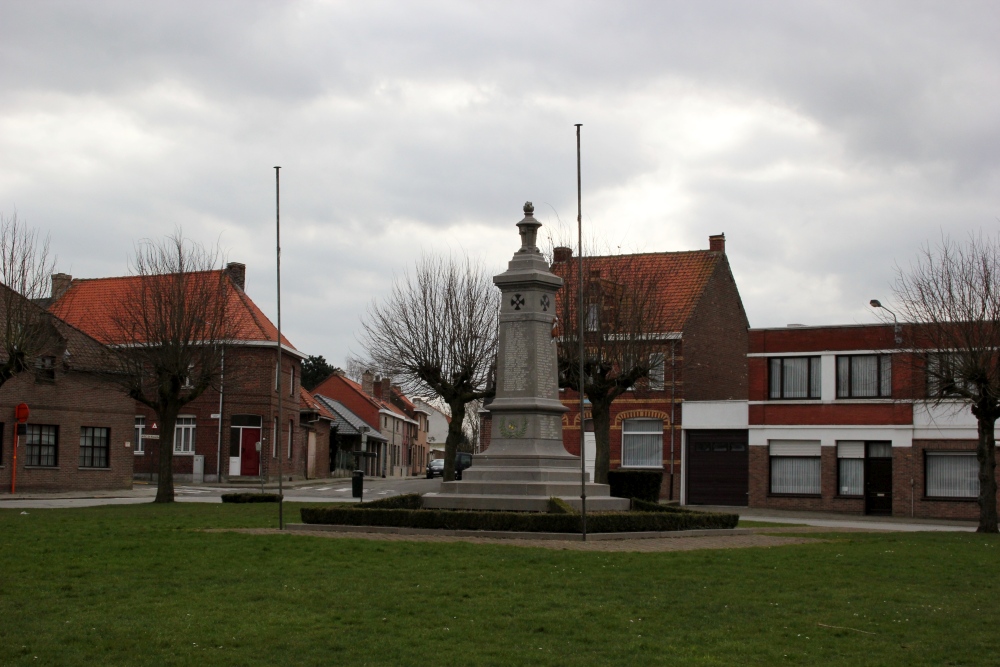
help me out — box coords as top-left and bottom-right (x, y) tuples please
(870, 299), (902, 345)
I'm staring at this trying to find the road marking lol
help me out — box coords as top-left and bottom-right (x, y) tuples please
(334, 488), (350, 492)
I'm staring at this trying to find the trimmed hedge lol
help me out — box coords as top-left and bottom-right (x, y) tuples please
(221, 493), (283, 504)
(547, 497), (577, 514)
(299, 506), (738, 533)
(607, 470), (663, 503)
(358, 493), (423, 509)
(631, 498), (689, 513)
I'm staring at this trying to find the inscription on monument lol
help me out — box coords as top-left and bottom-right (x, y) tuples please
(502, 322), (529, 392)
(535, 325), (556, 396)
(538, 415), (560, 440)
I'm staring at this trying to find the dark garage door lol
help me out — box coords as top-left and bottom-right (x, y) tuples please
(686, 430), (749, 506)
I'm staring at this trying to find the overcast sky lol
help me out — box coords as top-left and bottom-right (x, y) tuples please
(2, 1), (998, 364)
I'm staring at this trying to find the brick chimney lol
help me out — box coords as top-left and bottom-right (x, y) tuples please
(225, 262), (246, 290)
(376, 377), (391, 401)
(51, 273), (72, 300)
(361, 370), (374, 396)
(373, 376), (383, 400)
(709, 234), (726, 253)
(553, 247), (573, 263)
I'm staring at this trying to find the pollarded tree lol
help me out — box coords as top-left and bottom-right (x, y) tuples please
(0, 213), (59, 388)
(361, 255), (499, 481)
(892, 232), (1000, 533)
(102, 233), (236, 503)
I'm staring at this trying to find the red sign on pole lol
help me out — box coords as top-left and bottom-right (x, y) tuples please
(15, 403), (29, 423)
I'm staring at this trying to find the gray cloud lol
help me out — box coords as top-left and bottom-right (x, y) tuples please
(1, 0), (998, 360)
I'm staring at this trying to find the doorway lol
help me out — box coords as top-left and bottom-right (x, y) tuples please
(864, 442), (893, 515)
(229, 415), (263, 477)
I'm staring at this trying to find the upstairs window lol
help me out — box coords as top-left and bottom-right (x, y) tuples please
(769, 357), (821, 399)
(837, 354), (891, 398)
(927, 353), (975, 398)
(648, 353), (665, 391)
(35, 356), (56, 383)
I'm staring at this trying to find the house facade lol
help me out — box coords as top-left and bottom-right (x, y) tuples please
(310, 371), (424, 477)
(0, 300), (135, 494)
(487, 234), (749, 500)
(746, 323), (998, 520)
(47, 263), (310, 483)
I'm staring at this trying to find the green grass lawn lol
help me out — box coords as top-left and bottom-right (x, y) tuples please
(1, 503), (997, 666)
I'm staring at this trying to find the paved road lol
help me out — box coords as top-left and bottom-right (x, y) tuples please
(0, 476), (442, 509)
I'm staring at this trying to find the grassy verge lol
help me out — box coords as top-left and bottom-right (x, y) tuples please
(0, 503), (997, 666)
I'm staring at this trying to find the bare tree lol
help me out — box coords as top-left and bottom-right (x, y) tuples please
(100, 233), (235, 503)
(0, 213), (59, 388)
(361, 254), (499, 481)
(552, 251), (667, 484)
(892, 232), (1000, 533)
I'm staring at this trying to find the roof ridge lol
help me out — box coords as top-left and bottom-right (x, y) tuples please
(62, 269), (225, 283)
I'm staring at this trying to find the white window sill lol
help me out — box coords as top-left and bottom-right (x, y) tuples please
(173, 451), (196, 457)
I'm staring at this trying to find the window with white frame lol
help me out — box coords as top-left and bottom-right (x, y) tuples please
(769, 441), (821, 495)
(586, 303), (600, 332)
(648, 353), (665, 391)
(769, 357), (821, 399)
(289, 366), (295, 396)
(621, 419), (663, 468)
(926, 452), (978, 498)
(134, 416), (145, 455)
(79, 427), (110, 468)
(173, 417), (196, 455)
(837, 441), (864, 496)
(837, 354), (891, 398)
(272, 417), (277, 458)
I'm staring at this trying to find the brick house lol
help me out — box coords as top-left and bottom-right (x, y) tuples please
(310, 370), (424, 477)
(298, 387), (334, 479)
(747, 323), (998, 520)
(481, 234), (749, 500)
(47, 263), (311, 483)
(0, 288), (135, 493)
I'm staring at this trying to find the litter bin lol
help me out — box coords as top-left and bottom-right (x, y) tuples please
(352, 470), (364, 500)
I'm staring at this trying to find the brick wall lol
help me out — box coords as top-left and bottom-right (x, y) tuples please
(682, 259), (749, 401)
(0, 368), (134, 493)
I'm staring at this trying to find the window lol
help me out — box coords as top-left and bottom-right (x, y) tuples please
(272, 417), (278, 458)
(586, 303), (600, 332)
(182, 363), (194, 389)
(648, 353), (665, 391)
(837, 441), (863, 496)
(173, 417), (196, 455)
(837, 354), (891, 398)
(290, 366), (295, 396)
(621, 419), (663, 468)
(927, 353), (975, 398)
(926, 452), (978, 498)
(35, 356), (55, 382)
(80, 427), (110, 468)
(769, 441), (821, 495)
(0, 422), (5, 463)
(769, 357), (821, 399)
(134, 416), (145, 455)
(26, 424), (58, 467)
(287, 419), (293, 460)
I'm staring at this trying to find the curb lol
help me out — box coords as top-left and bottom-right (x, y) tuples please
(285, 523), (753, 541)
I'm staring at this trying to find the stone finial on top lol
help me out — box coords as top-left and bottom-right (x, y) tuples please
(516, 201), (541, 254)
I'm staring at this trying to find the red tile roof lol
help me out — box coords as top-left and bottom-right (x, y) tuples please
(48, 270), (295, 348)
(299, 386), (336, 420)
(551, 250), (722, 332)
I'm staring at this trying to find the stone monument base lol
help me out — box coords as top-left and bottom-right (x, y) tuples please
(422, 454), (631, 512)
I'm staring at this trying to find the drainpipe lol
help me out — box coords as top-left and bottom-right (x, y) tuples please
(216, 347), (224, 483)
(669, 340), (677, 501)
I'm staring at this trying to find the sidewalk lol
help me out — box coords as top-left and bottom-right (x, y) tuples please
(689, 504), (977, 532)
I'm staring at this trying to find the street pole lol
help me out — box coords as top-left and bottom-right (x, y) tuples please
(576, 123), (587, 541)
(275, 166), (284, 530)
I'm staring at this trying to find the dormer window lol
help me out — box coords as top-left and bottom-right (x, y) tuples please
(35, 356), (55, 383)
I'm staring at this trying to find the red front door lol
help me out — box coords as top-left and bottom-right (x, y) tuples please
(240, 428), (261, 476)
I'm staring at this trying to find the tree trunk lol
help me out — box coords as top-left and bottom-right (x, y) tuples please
(443, 400), (466, 482)
(976, 412), (998, 533)
(592, 399), (612, 485)
(155, 409), (178, 503)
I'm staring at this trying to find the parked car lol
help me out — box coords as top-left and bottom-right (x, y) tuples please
(426, 453), (473, 480)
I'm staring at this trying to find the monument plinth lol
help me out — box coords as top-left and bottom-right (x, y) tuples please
(423, 202), (629, 512)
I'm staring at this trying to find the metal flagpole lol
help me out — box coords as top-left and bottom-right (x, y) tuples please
(275, 166), (284, 530)
(576, 124), (587, 541)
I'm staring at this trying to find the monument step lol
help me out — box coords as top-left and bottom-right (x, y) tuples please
(422, 493), (630, 513)
(462, 468), (591, 483)
(438, 480), (615, 497)
(470, 455), (581, 469)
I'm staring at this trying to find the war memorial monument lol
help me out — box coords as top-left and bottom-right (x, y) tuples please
(423, 203), (630, 512)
